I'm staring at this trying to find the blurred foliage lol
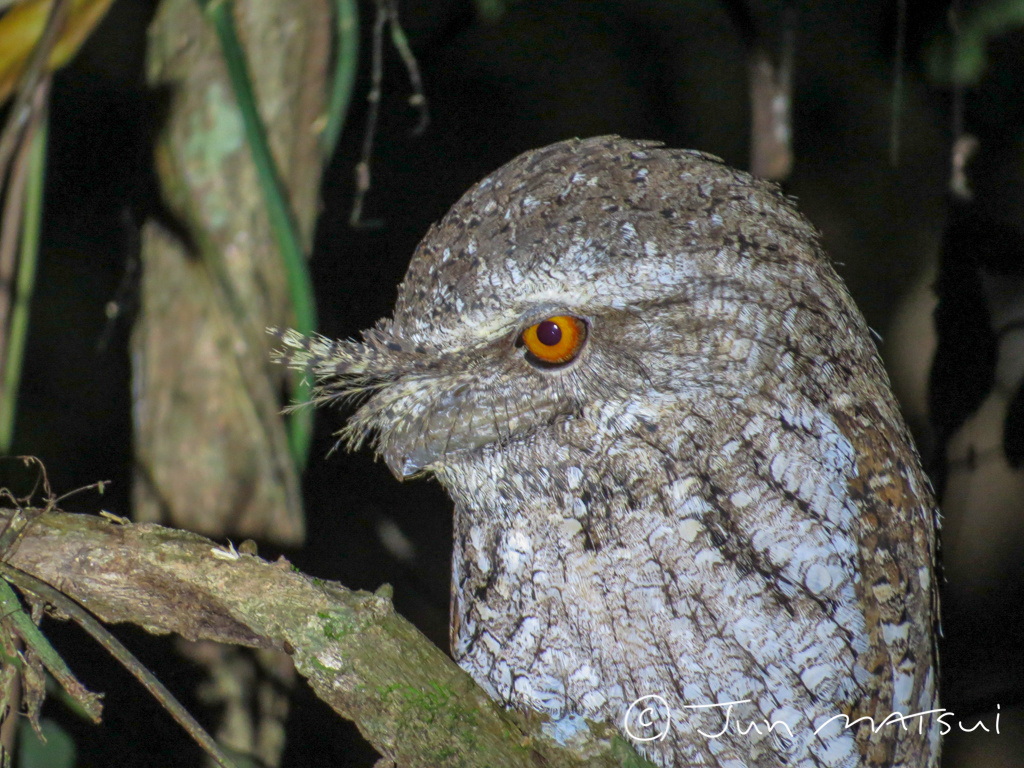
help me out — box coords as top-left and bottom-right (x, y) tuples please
(0, 0), (114, 104)
(194, 0), (317, 469)
(0, 114), (46, 452)
(926, 0), (1024, 85)
(321, 0), (359, 159)
(18, 717), (76, 768)
(473, 0), (512, 24)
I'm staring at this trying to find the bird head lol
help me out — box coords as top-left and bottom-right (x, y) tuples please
(274, 135), (853, 481)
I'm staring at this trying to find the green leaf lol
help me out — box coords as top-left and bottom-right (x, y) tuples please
(925, 0), (1024, 86)
(18, 718), (76, 768)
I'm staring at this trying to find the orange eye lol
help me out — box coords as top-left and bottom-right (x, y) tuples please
(520, 315), (587, 366)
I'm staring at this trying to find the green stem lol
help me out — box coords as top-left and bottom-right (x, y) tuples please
(196, 0), (316, 469)
(321, 0), (359, 159)
(0, 577), (101, 723)
(0, 564), (238, 768)
(0, 114), (46, 453)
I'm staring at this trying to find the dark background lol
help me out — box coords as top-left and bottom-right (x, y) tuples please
(4, 0), (1024, 765)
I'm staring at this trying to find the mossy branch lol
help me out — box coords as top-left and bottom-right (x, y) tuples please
(0, 508), (642, 768)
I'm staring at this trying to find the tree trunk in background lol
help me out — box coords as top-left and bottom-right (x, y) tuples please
(133, 2), (330, 763)
(133, 0), (330, 546)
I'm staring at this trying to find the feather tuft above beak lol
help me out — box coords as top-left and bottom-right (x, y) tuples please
(269, 327), (447, 405)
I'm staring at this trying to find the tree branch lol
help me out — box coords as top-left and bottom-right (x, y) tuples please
(0, 508), (637, 767)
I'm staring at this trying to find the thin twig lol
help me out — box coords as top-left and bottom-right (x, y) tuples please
(947, 0), (976, 200)
(889, 0), (907, 166)
(0, 504), (42, 563)
(0, 458), (51, 520)
(0, 563), (239, 768)
(349, 0), (429, 227)
(96, 208), (141, 354)
(386, 0), (429, 135)
(949, 0), (965, 146)
(349, 0), (388, 228)
(0, 0), (68, 182)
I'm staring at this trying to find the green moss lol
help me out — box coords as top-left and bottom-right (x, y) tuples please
(611, 735), (659, 768)
(309, 656), (335, 674)
(181, 82), (244, 229)
(317, 609), (357, 640)
(377, 680), (455, 714)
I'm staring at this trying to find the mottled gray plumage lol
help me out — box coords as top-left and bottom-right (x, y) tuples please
(277, 136), (939, 767)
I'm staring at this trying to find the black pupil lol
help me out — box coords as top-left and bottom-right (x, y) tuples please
(536, 320), (563, 346)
